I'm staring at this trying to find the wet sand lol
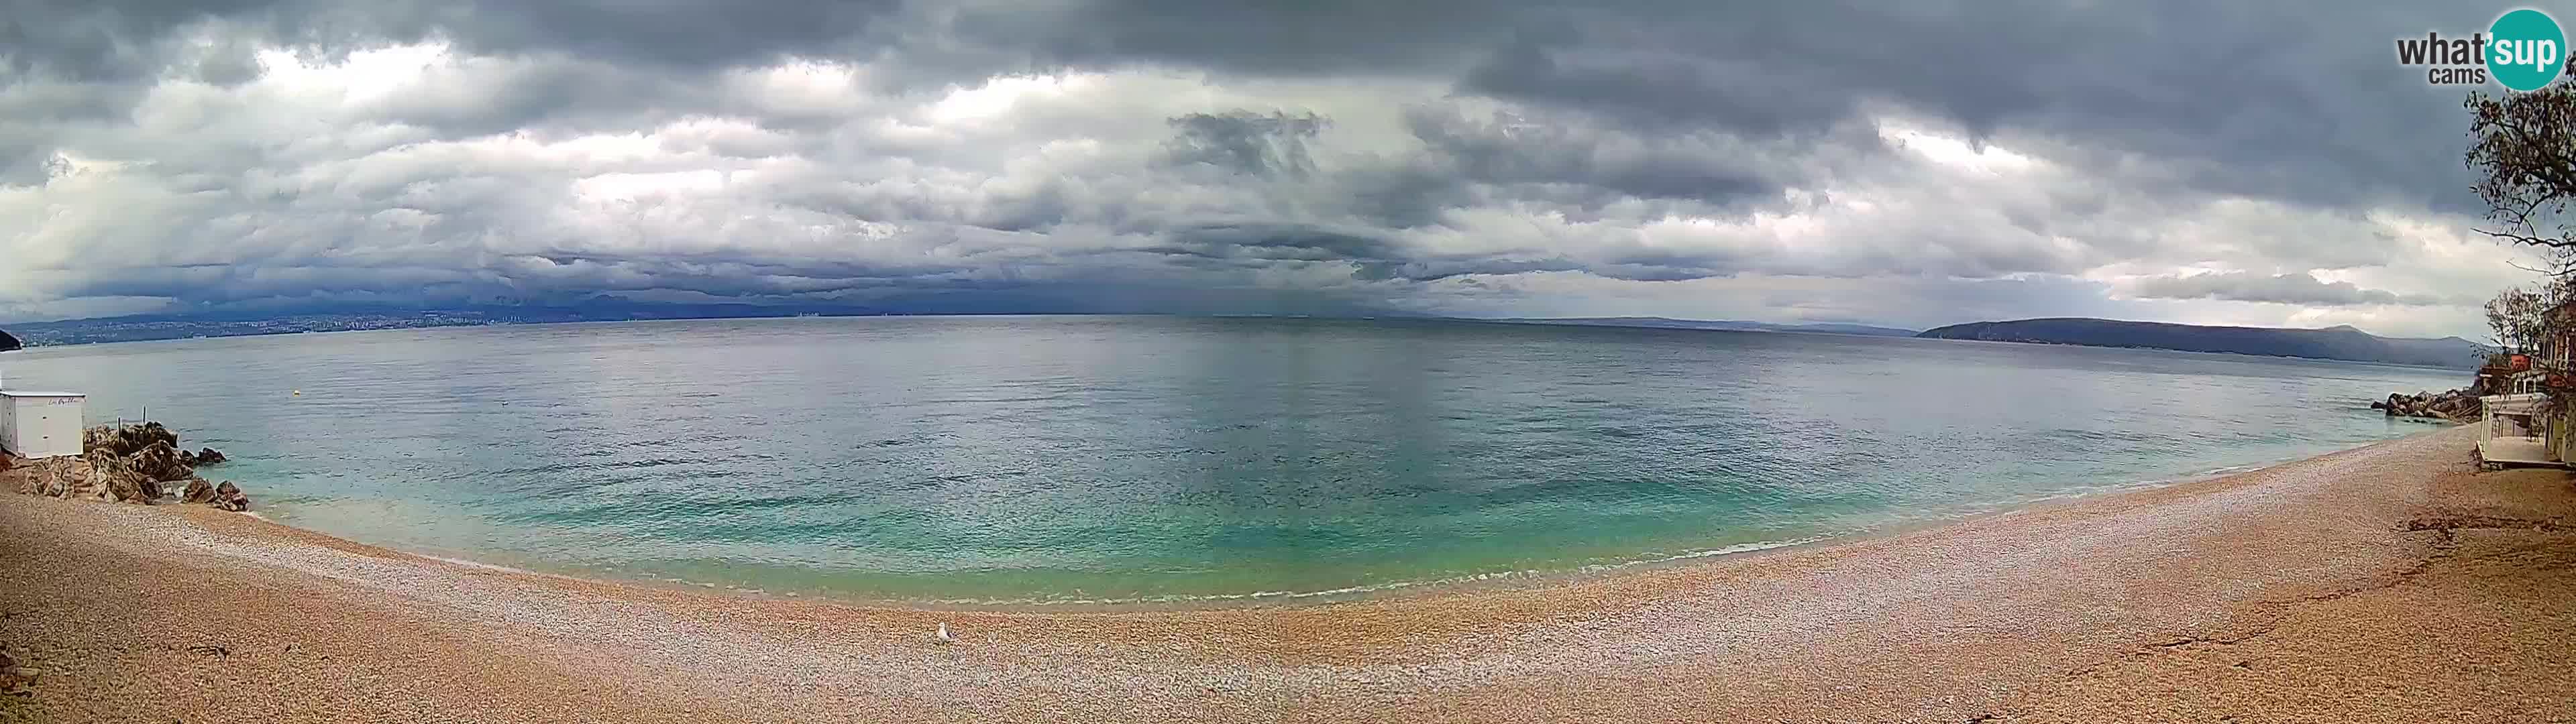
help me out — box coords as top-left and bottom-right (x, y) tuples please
(3, 424), (2572, 723)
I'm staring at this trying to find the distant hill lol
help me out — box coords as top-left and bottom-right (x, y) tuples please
(1487, 316), (1919, 337)
(1915, 318), (2491, 369)
(0, 302), (903, 347)
(0, 293), (1437, 347)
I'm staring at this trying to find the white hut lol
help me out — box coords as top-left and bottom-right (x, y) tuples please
(1, 389), (87, 459)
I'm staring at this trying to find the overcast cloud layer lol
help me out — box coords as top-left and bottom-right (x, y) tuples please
(0, 0), (2553, 337)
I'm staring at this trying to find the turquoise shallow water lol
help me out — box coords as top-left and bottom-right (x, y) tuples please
(0, 316), (2462, 603)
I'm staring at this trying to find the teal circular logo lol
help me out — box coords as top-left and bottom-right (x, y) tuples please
(2489, 8), (2568, 91)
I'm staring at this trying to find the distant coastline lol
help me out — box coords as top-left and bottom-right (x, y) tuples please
(1916, 317), (2493, 370)
(0, 304), (924, 347)
(2, 308), (1921, 348)
(2, 309), (2490, 373)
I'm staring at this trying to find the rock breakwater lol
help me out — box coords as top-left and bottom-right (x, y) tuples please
(3, 422), (245, 510)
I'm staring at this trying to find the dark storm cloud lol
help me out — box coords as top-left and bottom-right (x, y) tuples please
(1456, 29), (1856, 139)
(397, 1), (899, 70)
(1162, 111), (1328, 178)
(2131, 272), (2467, 307)
(1334, 163), (1477, 230)
(6, 0), (2473, 210)
(2, 0), (262, 82)
(943, 0), (2469, 209)
(1400, 105), (1801, 208)
(1157, 223), (1395, 262)
(948, 0), (1523, 78)
(2, 0), (904, 80)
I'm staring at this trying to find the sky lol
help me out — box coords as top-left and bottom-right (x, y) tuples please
(0, 1), (2559, 338)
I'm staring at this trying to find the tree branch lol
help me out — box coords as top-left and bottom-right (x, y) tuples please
(2475, 228), (2576, 248)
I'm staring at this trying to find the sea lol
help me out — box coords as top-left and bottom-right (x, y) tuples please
(0, 315), (2465, 605)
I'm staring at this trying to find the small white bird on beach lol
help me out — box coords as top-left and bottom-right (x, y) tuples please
(936, 622), (955, 644)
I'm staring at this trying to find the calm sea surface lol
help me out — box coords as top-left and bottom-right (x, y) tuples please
(0, 316), (2463, 603)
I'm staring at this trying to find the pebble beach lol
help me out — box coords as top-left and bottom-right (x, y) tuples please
(3, 424), (2572, 723)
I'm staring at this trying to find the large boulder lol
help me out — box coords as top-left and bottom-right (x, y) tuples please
(177, 447), (228, 467)
(181, 477), (216, 504)
(206, 480), (250, 511)
(127, 441), (193, 482)
(87, 455), (158, 503)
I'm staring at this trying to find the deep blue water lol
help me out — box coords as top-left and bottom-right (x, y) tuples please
(0, 316), (2462, 603)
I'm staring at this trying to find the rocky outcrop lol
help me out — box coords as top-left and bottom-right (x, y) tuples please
(2372, 389), (2483, 422)
(9, 457), (80, 497)
(12, 457), (74, 499)
(77, 424), (197, 503)
(5, 422), (248, 509)
(83, 422), (178, 458)
(88, 454), (161, 503)
(7, 455), (136, 501)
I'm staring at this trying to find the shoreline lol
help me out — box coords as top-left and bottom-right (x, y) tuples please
(7, 424), (2573, 722)
(225, 444), (2365, 613)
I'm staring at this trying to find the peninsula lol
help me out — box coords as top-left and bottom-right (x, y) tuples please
(1917, 317), (2491, 369)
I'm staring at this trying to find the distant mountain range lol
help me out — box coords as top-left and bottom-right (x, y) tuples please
(0, 302), (896, 347)
(1485, 316), (1920, 337)
(1, 308), (1927, 347)
(1915, 318), (2492, 369)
